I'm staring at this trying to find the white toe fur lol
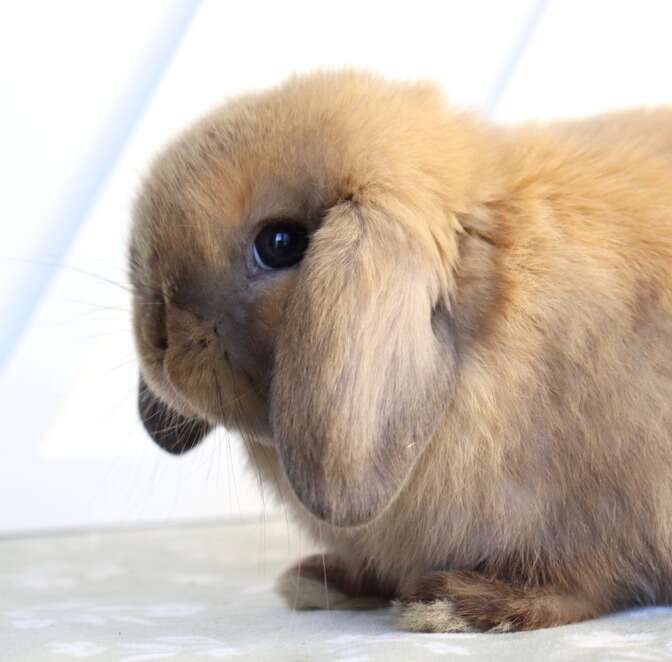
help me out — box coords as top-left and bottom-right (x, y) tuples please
(394, 600), (477, 633)
(276, 571), (388, 611)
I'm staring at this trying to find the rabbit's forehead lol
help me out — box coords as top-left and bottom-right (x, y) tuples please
(177, 148), (334, 235)
(134, 97), (356, 282)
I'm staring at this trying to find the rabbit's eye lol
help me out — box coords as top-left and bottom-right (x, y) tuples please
(253, 222), (309, 270)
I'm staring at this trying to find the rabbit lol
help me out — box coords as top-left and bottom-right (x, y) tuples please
(130, 70), (672, 632)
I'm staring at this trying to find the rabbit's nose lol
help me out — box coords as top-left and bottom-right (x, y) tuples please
(214, 310), (236, 339)
(168, 276), (242, 348)
(171, 277), (224, 324)
(165, 302), (217, 342)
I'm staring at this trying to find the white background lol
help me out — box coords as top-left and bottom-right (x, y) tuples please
(1, 0), (670, 533)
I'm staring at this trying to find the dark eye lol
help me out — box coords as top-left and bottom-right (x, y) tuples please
(253, 222), (309, 270)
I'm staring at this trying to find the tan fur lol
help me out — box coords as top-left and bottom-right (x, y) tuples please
(130, 70), (672, 632)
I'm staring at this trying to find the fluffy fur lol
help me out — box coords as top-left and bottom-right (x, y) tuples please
(130, 70), (672, 632)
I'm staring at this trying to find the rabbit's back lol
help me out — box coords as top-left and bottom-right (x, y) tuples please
(552, 106), (672, 163)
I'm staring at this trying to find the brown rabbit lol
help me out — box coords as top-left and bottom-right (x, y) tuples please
(130, 70), (672, 632)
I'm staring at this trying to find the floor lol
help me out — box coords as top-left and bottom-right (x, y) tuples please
(2, 520), (672, 661)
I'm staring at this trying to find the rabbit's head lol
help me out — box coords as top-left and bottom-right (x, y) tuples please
(131, 71), (499, 526)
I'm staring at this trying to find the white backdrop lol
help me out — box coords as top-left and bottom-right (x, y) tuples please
(1, 0), (670, 533)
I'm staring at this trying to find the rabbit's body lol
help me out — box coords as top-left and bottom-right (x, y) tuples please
(131, 71), (672, 631)
(261, 114), (672, 628)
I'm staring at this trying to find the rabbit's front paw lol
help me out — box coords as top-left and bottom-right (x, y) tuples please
(276, 553), (390, 611)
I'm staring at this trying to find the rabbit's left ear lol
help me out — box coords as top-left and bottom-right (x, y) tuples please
(270, 201), (458, 527)
(138, 377), (212, 454)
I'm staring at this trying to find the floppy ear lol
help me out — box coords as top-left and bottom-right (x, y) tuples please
(138, 376), (212, 455)
(270, 201), (457, 527)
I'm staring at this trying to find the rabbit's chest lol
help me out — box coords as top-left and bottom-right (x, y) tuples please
(303, 479), (539, 590)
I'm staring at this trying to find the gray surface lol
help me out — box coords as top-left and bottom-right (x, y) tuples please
(1, 520), (671, 661)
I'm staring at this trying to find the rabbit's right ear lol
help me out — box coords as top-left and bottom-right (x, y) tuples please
(270, 199), (459, 527)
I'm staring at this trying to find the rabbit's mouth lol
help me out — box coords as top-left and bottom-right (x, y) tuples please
(134, 293), (273, 454)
